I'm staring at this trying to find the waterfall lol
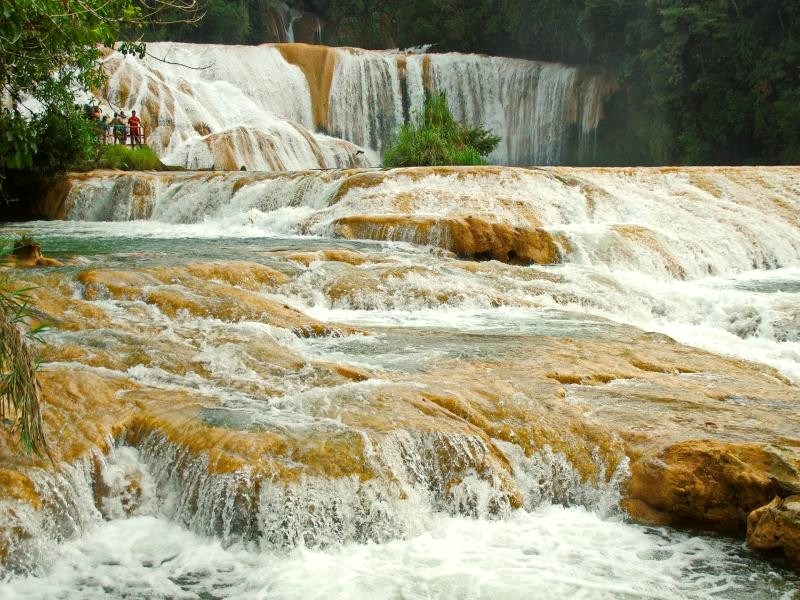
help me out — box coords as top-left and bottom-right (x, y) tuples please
(265, 1), (303, 43)
(404, 55), (589, 164)
(99, 43), (612, 171)
(102, 43), (372, 171)
(327, 50), (405, 154)
(51, 167), (800, 282)
(3, 164), (800, 595)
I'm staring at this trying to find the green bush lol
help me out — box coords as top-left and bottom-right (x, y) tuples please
(383, 93), (501, 167)
(95, 144), (172, 171)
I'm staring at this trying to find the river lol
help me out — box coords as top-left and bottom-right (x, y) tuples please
(1, 166), (799, 598)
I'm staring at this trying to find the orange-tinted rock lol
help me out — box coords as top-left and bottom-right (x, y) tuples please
(747, 495), (800, 567)
(332, 214), (560, 265)
(1, 243), (63, 269)
(38, 369), (138, 464)
(183, 261), (291, 289)
(76, 265), (358, 337)
(625, 441), (800, 532)
(0, 469), (41, 510)
(281, 249), (375, 267)
(78, 269), (162, 300)
(2, 251), (800, 567)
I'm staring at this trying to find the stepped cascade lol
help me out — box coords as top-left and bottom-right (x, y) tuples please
(5, 0), (800, 593)
(2, 166), (800, 596)
(99, 43), (612, 171)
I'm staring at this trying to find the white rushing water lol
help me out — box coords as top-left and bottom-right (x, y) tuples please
(5, 506), (795, 600)
(99, 43), (610, 170)
(50, 166), (800, 381)
(2, 165), (800, 597)
(0, 437), (795, 599)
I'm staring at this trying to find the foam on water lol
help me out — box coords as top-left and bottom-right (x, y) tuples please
(3, 507), (796, 600)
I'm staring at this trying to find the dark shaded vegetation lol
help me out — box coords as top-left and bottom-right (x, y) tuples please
(148, 0), (800, 166)
(383, 93), (500, 167)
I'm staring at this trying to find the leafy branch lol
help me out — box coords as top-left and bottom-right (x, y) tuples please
(0, 274), (50, 459)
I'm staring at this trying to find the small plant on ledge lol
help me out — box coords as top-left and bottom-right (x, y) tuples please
(382, 92), (501, 168)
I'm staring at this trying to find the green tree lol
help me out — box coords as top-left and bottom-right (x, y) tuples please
(383, 92), (500, 167)
(0, 0), (197, 198)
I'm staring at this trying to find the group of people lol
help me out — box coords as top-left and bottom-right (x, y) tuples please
(86, 105), (144, 146)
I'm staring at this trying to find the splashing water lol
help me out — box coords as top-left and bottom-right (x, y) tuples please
(2, 165), (800, 596)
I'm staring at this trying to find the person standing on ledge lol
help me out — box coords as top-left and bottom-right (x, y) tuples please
(112, 113), (126, 144)
(128, 110), (143, 147)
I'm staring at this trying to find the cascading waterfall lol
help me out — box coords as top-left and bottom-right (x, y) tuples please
(42, 166), (800, 381)
(405, 55), (600, 165)
(99, 43), (612, 171)
(327, 50), (405, 154)
(3, 165), (800, 596)
(102, 44), (372, 171)
(52, 167), (800, 282)
(266, 1), (303, 43)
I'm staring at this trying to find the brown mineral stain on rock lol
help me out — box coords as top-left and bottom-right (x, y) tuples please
(331, 171), (389, 204)
(123, 391), (378, 483)
(315, 361), (372, 382)
(75, 265), (358, 337)
(23, 276), (113, 332)
(2, 249), (800, 567)
(184, 261), (291, 289)
(78, 269), (162, 300)
(1, 242), (63, 269)
(0, 469), (41, 510)
(276, 43), (338, 129)
(281, 249), (375, 267)
(625, 441), (798, 532)
(38, 369), (138, 464)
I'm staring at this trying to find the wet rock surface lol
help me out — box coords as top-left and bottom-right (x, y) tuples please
(1, 252), (798, 568)
(3, 165), (800, 582)
(747, 495), (800, 567)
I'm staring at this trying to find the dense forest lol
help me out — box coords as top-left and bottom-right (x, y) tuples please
(146, 0), (800, 166)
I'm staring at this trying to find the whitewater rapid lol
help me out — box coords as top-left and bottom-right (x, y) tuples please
(2, 165), (800, 598)
(6, 505), (794, 599)
(40, 166), (800, 381)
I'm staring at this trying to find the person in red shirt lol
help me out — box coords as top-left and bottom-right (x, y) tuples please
(128, 110), (143, 147)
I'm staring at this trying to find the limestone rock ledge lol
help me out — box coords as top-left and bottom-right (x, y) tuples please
(747, 495), (800, 567)
(1, 254), (800, 573)
(331, 214), (561, 265)
(623, 441), (800, 533)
